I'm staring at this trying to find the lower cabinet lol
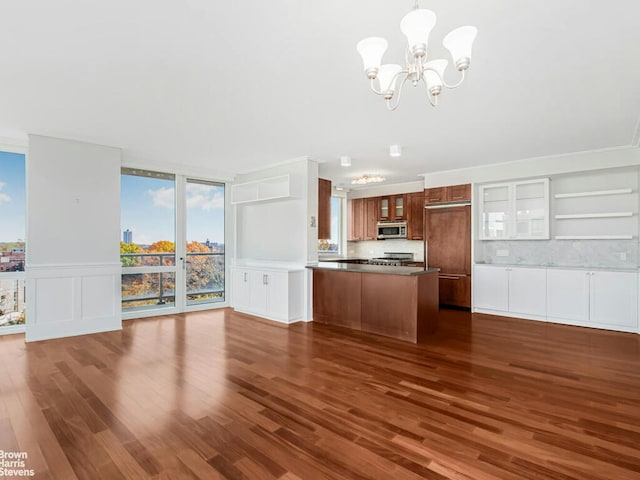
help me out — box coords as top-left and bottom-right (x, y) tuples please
(231, 267), (304, 323)
(547, 269), (638, 330)
(473, 265), (546, 318)
(474, 265), (639, 332)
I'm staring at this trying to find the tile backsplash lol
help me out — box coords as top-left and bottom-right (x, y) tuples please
(347, 240), (424, 261)
(477, 239), (639, 269)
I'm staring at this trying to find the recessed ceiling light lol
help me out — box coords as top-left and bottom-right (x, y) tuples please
(340, 155), (352, 167)
(389, 145), (402, 157)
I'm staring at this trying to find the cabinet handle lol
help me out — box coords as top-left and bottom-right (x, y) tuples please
(440, 275), (461, 280)
(243, 272), (247, 282)
(263, 274), (268, 285)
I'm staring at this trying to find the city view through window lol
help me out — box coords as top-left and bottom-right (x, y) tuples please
(120, 169), (225, 310)
(0, 151), (26, 328)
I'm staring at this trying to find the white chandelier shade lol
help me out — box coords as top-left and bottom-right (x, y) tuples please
(400, 9), (437, 57)
(357, 4), (478, 111)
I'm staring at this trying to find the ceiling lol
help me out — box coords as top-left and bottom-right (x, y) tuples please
(1, 0), (639, 189)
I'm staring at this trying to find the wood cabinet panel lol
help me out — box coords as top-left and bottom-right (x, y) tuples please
(425, 184), (471, 204)
(364, 197), (379, 240)
(313, 269), (362, 329)
(439, 274), (471, 308)
(347, 198), (364, 241)
(425, 205), (471, 274)
(407, 192), (425, 240)
(318, 178), (331, 239)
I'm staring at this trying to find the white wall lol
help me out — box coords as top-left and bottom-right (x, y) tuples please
(348, 180), (423, 199)
(423, 146), (640, 188)
(26, 135), (122, 341)
(235, 158), (317, 264)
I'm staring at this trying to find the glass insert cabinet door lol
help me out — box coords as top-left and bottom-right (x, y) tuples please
(479, 184), (510, 239)
(479, 178), (549, 240)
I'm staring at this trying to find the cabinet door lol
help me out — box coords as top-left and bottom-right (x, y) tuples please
(425, 187), (446, 204)
(447, 184), (471, 202)
(265, 271), (289, 320)
(364, 198), (379, 240)
(589, 271), (638, 328)
(508, 267), (546, 316)
(249, 270), (268, 314)
(439, 274), (471, 308)
(425, 205), (471, 274)
(391, 195), (406, 220)
(231, 268), (252, 311)
(318, 178), (332, 239)
(479, 184), (510, 239)
(514, 179), (549, 239)
(347, 199), (364, 241)
(379, 197), (390, 220)
(473, 266), (508, 311)
(546, 269), (589, 323)
(407, 192), (425, 240)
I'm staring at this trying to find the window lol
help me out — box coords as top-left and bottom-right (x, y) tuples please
(120, 168), (226, 314)
(319, 196), (342, 255)
(0, 150), (26, 332)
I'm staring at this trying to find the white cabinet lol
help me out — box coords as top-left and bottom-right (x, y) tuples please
(479, 178), (549, 240)
(474, 265), (508, 311)
(474, 265), (546, 318)
(230, 266), (304, 323)
(548, 269), (638, 330)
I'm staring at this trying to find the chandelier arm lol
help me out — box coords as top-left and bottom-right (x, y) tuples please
(386, 74), (411, 111)
(442, 68), (466, 89)
(369, 78), (386, 96)
(420, 77), (438, 107)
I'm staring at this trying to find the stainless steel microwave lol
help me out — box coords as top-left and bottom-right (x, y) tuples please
(377, 221), (407, 239)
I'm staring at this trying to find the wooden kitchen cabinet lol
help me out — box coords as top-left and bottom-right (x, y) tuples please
(406, 192), (425, 240)
(318, 178), (331, 239)
(425, 204), (471, 308)
(425, 184), (471, 204)
(347, 198), (364, 241)
(378, 194), (407, 220)
(364, 197), (379, 240)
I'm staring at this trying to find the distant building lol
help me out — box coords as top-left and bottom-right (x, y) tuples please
(123, 229), (133, 244)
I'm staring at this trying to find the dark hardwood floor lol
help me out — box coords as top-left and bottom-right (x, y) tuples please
(1, 308), (639, 479)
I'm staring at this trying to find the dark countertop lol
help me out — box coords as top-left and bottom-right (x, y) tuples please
(307, 262), (439, 276)
(317, 256), (368, 263)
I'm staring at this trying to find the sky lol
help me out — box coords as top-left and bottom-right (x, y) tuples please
(0, 151), (26, 243)
(121, 173), (224, 246)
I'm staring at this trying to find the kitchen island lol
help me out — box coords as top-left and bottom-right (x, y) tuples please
(307, 263), (440, 343)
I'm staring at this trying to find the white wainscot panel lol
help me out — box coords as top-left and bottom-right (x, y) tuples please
(34, 277), (75, 324)
(82, 275), (118, 320)
(26, 264), (122, 342)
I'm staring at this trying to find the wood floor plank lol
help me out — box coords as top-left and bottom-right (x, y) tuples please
(0, 308), (639, 479)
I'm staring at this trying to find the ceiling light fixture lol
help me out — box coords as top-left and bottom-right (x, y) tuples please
(351, 174), (386, 185)
(389, 145), (402, 157)
(356, 1), (478, 111)
(340, 155), (352, 167)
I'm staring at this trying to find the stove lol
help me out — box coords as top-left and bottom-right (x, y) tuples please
(368, 252), (414, 266)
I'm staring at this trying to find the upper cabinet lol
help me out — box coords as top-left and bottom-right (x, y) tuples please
(425, 184), (471, 204)
(348, 197), (379, 241)
(318, 178), (332, 239)
(379, 194), (406, 221)
(347, 198), (364, 241)
(406, 192), (425, 240)
(478, 178), (549, 240)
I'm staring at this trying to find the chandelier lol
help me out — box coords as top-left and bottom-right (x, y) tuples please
(356, 2), (478, 111)
(352, 174), (386, 185)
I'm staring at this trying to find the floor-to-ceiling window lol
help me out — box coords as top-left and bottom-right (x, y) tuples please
(0, 150), (26, 334)
(120, 168), (225, 316)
